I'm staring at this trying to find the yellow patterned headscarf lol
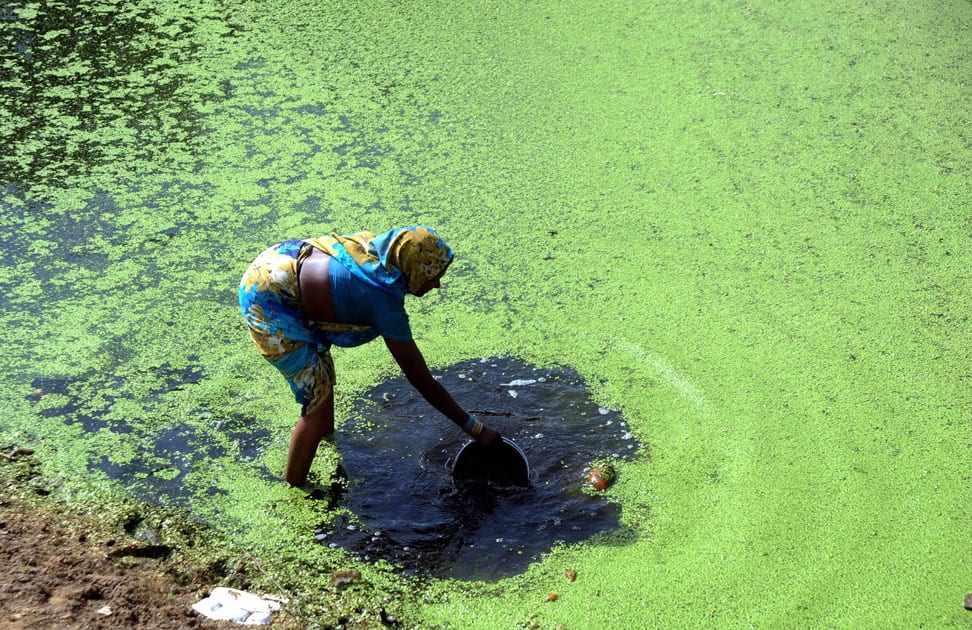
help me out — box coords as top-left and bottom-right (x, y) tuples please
(306, 226), (454, 296)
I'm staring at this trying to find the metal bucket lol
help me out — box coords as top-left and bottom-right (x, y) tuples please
(451, 437), (531, 487)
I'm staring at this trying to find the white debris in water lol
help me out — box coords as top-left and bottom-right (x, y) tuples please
(458, 373), (466, 379)
(192, 587), (283, 625)
(534, 433), (544, 439)
(507, 390), (518, 398)
(315, 533), (326, 541)
(496, 537), (504, 543)
(500, 379), (537, 386)
(622, 432), (632, 440)
(598, 407), (610, 415)
(538, 376), (547, 382)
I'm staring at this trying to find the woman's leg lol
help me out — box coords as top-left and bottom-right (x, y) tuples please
(286, 393), (335, 487)
(241, 241), (339, 487)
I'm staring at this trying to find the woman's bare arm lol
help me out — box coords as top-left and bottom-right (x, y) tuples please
(384, 338), (501, 444)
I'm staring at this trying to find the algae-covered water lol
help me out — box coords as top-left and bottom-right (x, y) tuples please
(2, 0), (970, 628)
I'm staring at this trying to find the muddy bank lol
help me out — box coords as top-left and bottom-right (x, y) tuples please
(0, 448), (405, 629)
(0, 451), (235, 628)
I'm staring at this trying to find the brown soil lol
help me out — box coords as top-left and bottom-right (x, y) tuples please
(0, 448), (290, 630)
(0, 495), (237, 629)
(0, 450), (397, 630)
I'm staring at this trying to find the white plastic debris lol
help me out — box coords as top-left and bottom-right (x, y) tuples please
(192, 587), (283, 625)
(500, 379), (537, 386)
(507, 390), (518, 398)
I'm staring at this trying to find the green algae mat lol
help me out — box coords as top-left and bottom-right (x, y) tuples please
(2, 0), (970, 627)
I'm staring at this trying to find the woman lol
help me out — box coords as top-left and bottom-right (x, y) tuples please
(239, 226), (501, 486)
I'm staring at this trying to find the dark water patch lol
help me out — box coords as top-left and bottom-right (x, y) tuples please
(90, 415), (272, 507)
(320, 357), (642, 581)
(2, 180), (201, 252)
(25, 357), (207, 435)
(28, 376), (74, 399)
(157, 360), (205, 393)
(209, 411), (273, 463)
(28, 375), (121, 433)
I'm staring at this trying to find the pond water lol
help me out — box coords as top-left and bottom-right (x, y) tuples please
(318, 356), (643, 581)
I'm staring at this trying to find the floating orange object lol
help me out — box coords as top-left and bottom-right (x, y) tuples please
(586, 460), (616, 492)
(564, 569), (577, 582)
(588, 470), (609, 491)
(547, 593), (558, 602)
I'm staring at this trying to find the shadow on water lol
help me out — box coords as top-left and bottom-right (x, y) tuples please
(320, 356), (644, 581)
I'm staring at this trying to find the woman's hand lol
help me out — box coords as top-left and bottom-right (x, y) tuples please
(477, 425), (502, 446)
